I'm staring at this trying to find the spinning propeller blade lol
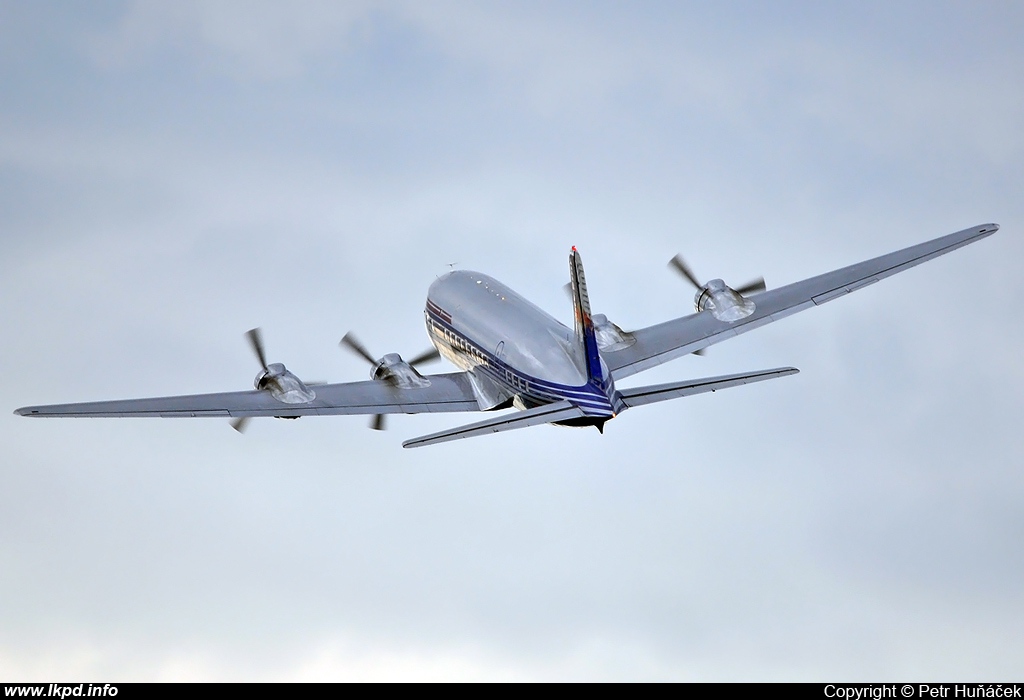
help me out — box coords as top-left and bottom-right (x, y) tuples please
(407, 347), (441, 367)
(668, 254), (702, 290)
(734, 277), (767, 295)
(668, 256), (707, 355)
(246, 327), (268, 370)
(340, 332), (377, 366)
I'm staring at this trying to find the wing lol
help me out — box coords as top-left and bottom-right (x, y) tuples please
(15, 371), (479, 419)
(605, 223), (999, 380)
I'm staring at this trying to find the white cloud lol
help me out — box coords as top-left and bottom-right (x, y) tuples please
(82, 1), (1024, 167)
(91, 0), (378, 78)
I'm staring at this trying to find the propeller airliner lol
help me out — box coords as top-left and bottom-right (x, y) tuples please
(15, 224), (999, 448)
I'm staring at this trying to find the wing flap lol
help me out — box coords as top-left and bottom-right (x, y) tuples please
(402, 400), (583, 449)
(619, 367), (799, 408)
(607, 223), (998, 379)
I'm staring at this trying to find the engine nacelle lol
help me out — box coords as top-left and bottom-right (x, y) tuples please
(254, 362), (317, 404)
(591, 313), (635, 351)
(371, 353), (431, 389)
(695, 279), (756, 322)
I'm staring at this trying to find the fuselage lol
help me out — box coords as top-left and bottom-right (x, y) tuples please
(424, 271), (620, 420)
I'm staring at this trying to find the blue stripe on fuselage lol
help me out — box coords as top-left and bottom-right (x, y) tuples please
(424, 305), (621, 416)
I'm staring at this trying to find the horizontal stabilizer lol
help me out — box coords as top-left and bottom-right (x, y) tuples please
(619, 367), (799, 408)
(403, 400), (582, 449)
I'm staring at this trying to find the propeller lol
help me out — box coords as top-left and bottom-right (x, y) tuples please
(668, 254), (766, 295)
(230, 327), (270, 434)
(339, 332), (440, 430)
(668, 255), (764, 355)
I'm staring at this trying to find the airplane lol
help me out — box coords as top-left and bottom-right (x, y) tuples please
(15, 223), (999, 448)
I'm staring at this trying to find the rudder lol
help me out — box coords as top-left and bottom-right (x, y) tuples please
(569, 247), (604, 383)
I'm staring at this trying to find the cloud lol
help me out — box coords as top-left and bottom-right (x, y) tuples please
(90, 0), (378, 79)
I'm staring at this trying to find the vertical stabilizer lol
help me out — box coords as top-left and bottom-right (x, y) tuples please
(569, 247), (604, 383)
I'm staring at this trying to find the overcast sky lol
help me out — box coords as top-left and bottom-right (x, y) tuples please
(2, 1), (1022, 681)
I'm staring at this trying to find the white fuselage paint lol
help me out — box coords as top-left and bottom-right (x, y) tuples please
(424, 271), (620, 418)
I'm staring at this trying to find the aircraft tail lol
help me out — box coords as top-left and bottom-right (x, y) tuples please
(569, 247), (604, 383)
(402, 368), (800, 448)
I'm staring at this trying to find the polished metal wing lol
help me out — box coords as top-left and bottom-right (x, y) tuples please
(15, 372), (480, 419)
(604, 223), (999, 380)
